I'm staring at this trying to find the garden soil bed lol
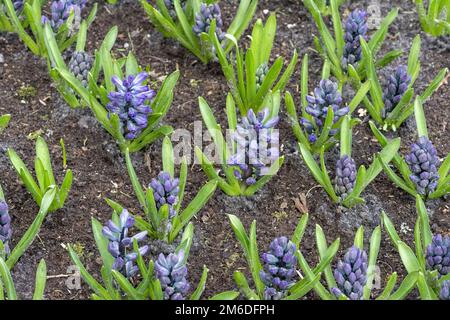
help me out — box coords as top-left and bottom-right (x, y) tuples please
(0, 0), (448, 299)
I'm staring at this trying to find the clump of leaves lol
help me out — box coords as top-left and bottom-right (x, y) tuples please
(415, 0), (449, 37)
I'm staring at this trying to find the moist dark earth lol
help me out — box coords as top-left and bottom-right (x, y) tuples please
(0, 0), (448, 299)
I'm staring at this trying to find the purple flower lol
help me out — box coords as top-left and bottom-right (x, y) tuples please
(13, 0), (24, 12)
(440, 280), (450, 300)
(102, 209), (148, 278)
(106, 72), (156, 140)
(342, 9), (367, 70)
(228, 108), (280, 186)
(301, 79), (348, 139)
(154, 251), (190, 300)
(68, 51), (93, 88)
(0, 201), (12, 256)
(332, 246), (368, 300)
(149, 171), (180, 228)
(163, 0), (187, 18)
(334, 155), (357, 199)
(259, 237), (297, 300)
(42, 0), (87, 31)
(382, 65), (411, 117)
(405, 136), (440, 196)
(425, 234), (450, 277)
(192, 3), (225, 41)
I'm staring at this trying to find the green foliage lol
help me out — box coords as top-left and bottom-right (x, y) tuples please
(229, 213), (334, 300)
(285, 54), (369, 154)
(382, 196), (448, 300)
(113, 137), (217, 243)
(303, 0), (346, 16)
(195, 91), (284, 196)
(304, 0), (399, 84)
(55, 27), (179, 152)
(1, 0), (97, 58)
(68, 212), (217, 300)
(415, 0), (450, 36)
(140, 0), (258, 63)
(299, 116), (400, 208)
(354, 35), (448, 131)
(0, 258), (47, 300)
(214, 14), (298, 115)
(370, 99), (450, 200)
(8, 137), (72, 212)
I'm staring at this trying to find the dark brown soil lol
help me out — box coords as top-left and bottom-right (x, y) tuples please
(0, 0), (448, 300)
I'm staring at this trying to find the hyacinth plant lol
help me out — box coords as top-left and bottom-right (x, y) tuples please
(286, 54), (370, 155)
(1, 0), (97, 58)
(383, 195), (450, 300)
(140, 0), (257, 64)
(0, 258), (47, 300)
(228, 213), (340, 300)
(195, 91), (284, 196)
(44, 20), (94, 108)
(7, 136), (72, 213)
(415, 0), (449, 37)
(68, 206), (229, 300)
(299, 115), (400, 208)
(303, 0), (400, 84)
(213, 14), (298, 115)
(0, 186), (55, 271)
(300, 224), (418, 300)
(370, 98), (449, 200)
(57, 37), (179, 153)
(352, 35), (448, 131)
(106, 137), (217, 243)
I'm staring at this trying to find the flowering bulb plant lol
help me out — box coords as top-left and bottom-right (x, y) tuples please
(300, 224), (417, 300)
(370, 98), (449, 200)
(415, 0), (449, 37)
(299, 116), (400, 208)
(213, 14), (298, 115)
(68, 208), (228, 300)
(1, 0), (97, 58)
(353, 35), (448, 131)
(57, 39), (179, 153)
(382, 195), (450, 300)
(228, 213), (340, 300)
(285, 54), (370, 154)
(108, 137), (217, 243)
(303, 0), (400, 84)
(44, 20), (94, 108)
(0, 186), (55, 271)
(195, 92), (284, 196)
(0, 258), (47, 300)
(7, 136), (72, 212)
(140, 0), (257, 64)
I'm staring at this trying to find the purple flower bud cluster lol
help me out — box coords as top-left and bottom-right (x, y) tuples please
(154, 251), (190, 300)
(300, 79), (348, 143)
(192, 3), (225, 41)
(255, 63), (269, 90)
(0, 201), (12, 256)
(106, 72), (156, 140)
(425, 234), (450, 277)
(259, 237), (297, 300)
(332, 246), (368, 300)
(405, 136), (440, 196)
(13, 0), (24, 12)
(149, 172), (180, 219)
(228, 108), (280, 186)
(102, 209), (149, 278)
(382, 66), (411, 117)
(334, 155), (357, 199)
(42, 0), (87, 30)
(68, 51), (93, 88)
(163, 0), (187, 19)
(440, 280), (450, 300)
(342, 9), (367, 70)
